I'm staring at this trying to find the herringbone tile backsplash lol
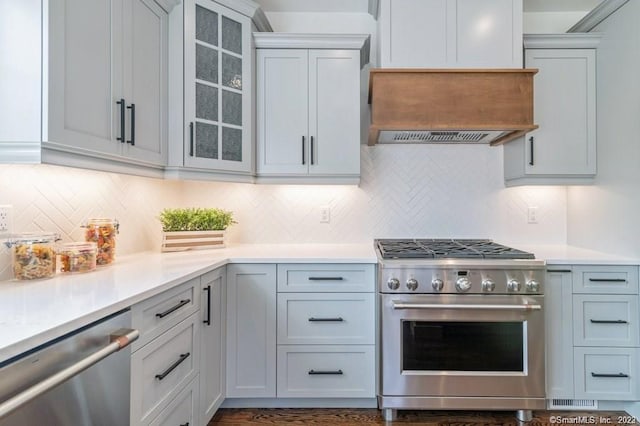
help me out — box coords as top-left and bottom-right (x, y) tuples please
(0, 145), (567, 280)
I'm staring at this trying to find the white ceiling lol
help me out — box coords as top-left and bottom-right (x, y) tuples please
(254, 0), (603, 13)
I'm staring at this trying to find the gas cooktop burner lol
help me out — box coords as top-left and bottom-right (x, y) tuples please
(375, 239), (535, 260)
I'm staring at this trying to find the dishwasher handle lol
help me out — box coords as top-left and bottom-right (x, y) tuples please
(0, 328), (139, 419)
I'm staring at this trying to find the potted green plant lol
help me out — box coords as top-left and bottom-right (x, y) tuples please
(158, 207), (236, 251)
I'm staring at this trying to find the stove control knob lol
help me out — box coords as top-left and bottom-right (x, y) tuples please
(406, 278), (419, 291)
(387, 278), (400, 290)
(482, 279), (496, 293)
(431, 279), (444, 292)
(507, 279), (521, 293)
(455, 277), (471, 293)
(526, 280), (540, 293)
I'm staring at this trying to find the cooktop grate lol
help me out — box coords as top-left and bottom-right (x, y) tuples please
(375, 239), (535, 260)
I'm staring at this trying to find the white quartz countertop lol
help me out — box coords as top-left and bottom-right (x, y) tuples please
(0, 243), (376, 364)
(505, 243), (640, 265)
(1, 241), (638, 364)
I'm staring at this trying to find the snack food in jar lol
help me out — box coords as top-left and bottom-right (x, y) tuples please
(5, 232), (60, 280)
(83, 218), (119, 266)
(59, 242), (97, 273)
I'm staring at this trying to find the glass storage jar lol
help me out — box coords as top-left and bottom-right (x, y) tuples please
(83, 218), (119, 266)
(58, 242), (97, 273)
(5, 232), (60, 280)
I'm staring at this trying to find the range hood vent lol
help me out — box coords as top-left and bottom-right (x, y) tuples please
(379, 130), (510, 144)
(368, 69), (538, 146)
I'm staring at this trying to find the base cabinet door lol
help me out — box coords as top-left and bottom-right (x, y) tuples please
(226, 264), (277, 397)
(200, 267), (226, 423)
(149, 376), (199, 426)
(276, 345), (375, 398)
(545, 268), (575, 399)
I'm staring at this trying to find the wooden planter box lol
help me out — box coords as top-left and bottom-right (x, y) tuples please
(161, 230), (226, 252)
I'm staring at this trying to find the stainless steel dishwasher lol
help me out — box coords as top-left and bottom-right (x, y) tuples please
(0, 309), (139, 425)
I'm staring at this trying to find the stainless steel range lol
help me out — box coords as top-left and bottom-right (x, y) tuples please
(376, 239), (546, 422)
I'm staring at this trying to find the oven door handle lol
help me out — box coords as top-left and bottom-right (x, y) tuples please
(391, 302), (542, 311)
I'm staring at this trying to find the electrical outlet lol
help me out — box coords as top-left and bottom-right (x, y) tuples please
(319, 206), (330, 223)
(0, 205), (13, 234)
(527, 206), (538, 224)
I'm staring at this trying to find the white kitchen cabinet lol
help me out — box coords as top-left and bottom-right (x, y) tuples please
(274, 263), (376, 399)
(166, 0), (272, 182)
(545, 268), (574, 400)
(200, 267), (226, 424)
(0, 0), (169, 175)
(182, 0), (253, 175)
(544, 264), (640, 407)
(131, 313), (200, 425)
(504, 34), (600, 186)
(254, 34), (369, 184)
(378, 0), (522, 68)
(226, 264), (277, 398)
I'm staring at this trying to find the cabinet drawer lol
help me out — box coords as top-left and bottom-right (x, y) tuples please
(277, 264), (375, 292)
(277, 293), (375, 345)
(276, 345), (375, 398)
(149, 376), (199, 426)
(132, 278), (200, 351)
(131, 314), (200, 425)
(572, 265), (639, 294)
(573, 295), (639, 347)
(574, 347), (639, 400)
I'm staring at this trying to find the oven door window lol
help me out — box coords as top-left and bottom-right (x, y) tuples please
(402, 321), (524, 372)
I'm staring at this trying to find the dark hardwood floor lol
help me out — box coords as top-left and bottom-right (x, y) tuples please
(209, 409), (635, 425)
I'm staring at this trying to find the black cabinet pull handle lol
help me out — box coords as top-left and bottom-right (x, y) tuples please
(155, 299), (190, 319)
(590, 319), (628, 324)
(591, 372), (629, 378)
(308, 317), (344, 322)
(155, 353), (190, 380)
(310, 136), (314, 165)
(302, 136), (305, 165)
(180, 423), (189, 426)
(308, 369), (343, 375)
(529, 136), (534, 166)
(116, 98), (126, 143)
(189, 122), (194, 156)
(126, 103), (135, 145)
(203, 285), (211, 326)
(588, 278), (627, 282)
(308, 277), (344, 281)
(547, 269), (572, 273)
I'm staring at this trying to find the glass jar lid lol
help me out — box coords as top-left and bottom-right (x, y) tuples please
(58, 241), (97, 253)
(83, 218), (119, 231)
(4, 232), (61, 247)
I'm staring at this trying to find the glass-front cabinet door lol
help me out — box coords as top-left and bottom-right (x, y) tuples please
(184, 0), (252, 173)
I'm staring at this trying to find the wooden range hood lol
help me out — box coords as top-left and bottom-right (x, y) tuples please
(368, 69), (538, 146)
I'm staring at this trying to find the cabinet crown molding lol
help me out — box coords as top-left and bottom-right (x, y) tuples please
(568, 0), (629, 33)
(524, 33), (602, 49)
(213, 0), (273, 31)
(253, 33), (371, 68)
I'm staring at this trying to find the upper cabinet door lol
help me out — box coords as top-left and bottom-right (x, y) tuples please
(47, 0), (122, 156)
(379, 0), (522, 68)
(308, 50), (360, 176)
(380, 0), (450, 68)
(256, 49), (309, 175)
(524, 49), (596, 176)
(456, 0), (522, 68)
(184, 0), (252, 173)
(122, 0), (168, 166)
